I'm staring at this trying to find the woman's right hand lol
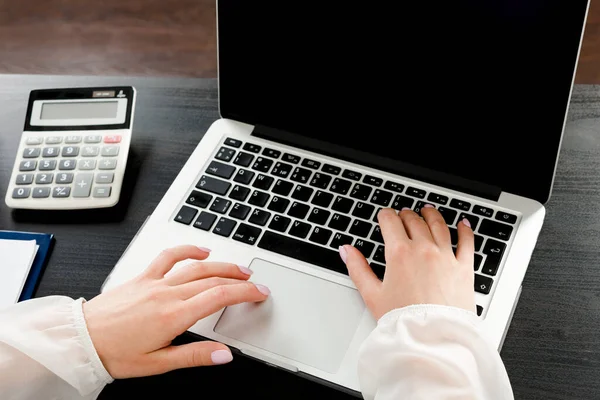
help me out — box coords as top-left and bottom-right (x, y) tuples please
(339, 206), (476, 320)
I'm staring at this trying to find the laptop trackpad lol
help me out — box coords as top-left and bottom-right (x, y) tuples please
(214, 258), (365, 373)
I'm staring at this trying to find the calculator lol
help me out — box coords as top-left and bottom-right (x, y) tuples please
(5, 87), (136, 210)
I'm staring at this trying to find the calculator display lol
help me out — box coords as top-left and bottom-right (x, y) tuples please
(40, 101), (119, 120)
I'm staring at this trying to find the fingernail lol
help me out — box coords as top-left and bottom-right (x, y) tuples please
(339, 245), (348, 264)
(401, 207), (410, 211)
(462, 218), (471, 228)
(255, 284), (271, 296)
(211, 350), (233, 365)
(237, 265), (253, 275)
(424, 204), (434, 208)
(198, 247), (212, 253)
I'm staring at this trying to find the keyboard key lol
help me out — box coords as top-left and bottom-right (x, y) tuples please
(457, 213), (480, 230)
(262, 148), (281, 158)
(406, 187), (426, 198)
(272, 179), (294, 196)
(438, 207), (458, 225)
(229, 185), (251, 201)
(330, 233), (353, 248)
(84, 135), (102, 143)
(249, 209), (271, 226)
(248, 190), (270, 207)
(449, 227), (458, 245)
(354, 239), (375, 258)
(330, 178), (351, 195)
(62, 146), (80, 157)
(350, 183), (372, 201)
(230, 203), (251, 220)
(384, 181), (404, 193)
(475, 274), (493, 294)
(78, 159), (96, 170)
(370, 263), (386, 280)
(301, 159), (321, 169)
(271, 162), (293, 178)
(193, 212), (218, 230)
(474, 254), (483, 271)
(309, 227), (333, 245)
(282, 153), (301, 164)
(56, 172), (74, 184)
(427, 192), (448, 205)
(224, 138), (242, 148)
(481, 239), (506, 276)
(328, 213), (351, 231)
(349, 220), (372, 238)
(363, 175), (383, 187)
(475, 235), (484, 251)
(82, 146), (99, 157)
(479, 219), (513, 241)
(287, 221), (311, 239)
(233, 169), (255, 185)
(496, 211), (517, 224)
(288, 202), (310, 219)
(258, 231), (347, 274)
(174, 206), (198, 225)
(186, 190), (212, 208)
(15, 174), (34, 185)
(269, 215), (291, 232)
(42, 147), (60, 157)
(476, 305), (483, 316)
(267, 196), (290, 213)
(373, 208), (383, 223)
(216, 146), (236, 162)
(252, 157), (273, 173)
(373, 245), (386, 263)
(291, 185), (314, 202)
(32, 187), (51, 198)
(312, 190), (334, 207)
(414, 201), (435, 215)
(196, 175), (231, 195)
(12, 187), (30, 199)
(310, 173), (332, 189)
(243, 143), (261, 153)
(93, 186), (112, 198)
(234, 152), (254, 167)
(371, 190), (393, 206)
(352, 202), (375, 220)
(210, 197), (232, 214)
(101, 146), (119, 157)
(473, 205), (493, 218)
(206, 161), (236, 179)
(103, 135), (121, 144)
(26, 137), (43, 145)
(450, 199), (471, 211)
(322, 164), (341, 175)
(19, 160), (37, 171)
(59, 159), (76, 170)
(35, 173), (53, 184)
(252, 174), (274, 190)
(332, 196), (354, 213)
(370, 225), (384, 243)
(52, 186), (71, 198)
(233, 223), (262, 245)
(308, 207), (330, 225)
(39, 160), (57, 171)
(342, 170), (362, 181)
(390, 194), (414, 210)
(290, 167), (312, 184)
(98, 158), (117, 170)
(213, 217), (237, 237)
(23, 147), (40, 158)
(45, 136), (62, 144)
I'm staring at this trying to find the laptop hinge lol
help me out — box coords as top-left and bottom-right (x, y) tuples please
(252, 124), (501, 202)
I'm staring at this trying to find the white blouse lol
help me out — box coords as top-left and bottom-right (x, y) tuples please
(0, 296), (513, 399)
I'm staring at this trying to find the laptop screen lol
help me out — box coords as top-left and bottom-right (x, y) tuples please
(218, 1), (589, 203)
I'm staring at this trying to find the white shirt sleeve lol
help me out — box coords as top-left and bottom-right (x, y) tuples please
(0, 296), (113, 400)
(357, 304), (514, 400)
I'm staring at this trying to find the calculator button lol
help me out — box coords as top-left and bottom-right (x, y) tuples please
(73, 173), (94, 197)
(101, 146), (120, 157)
(82, 146), (100, 156)
(42, 147), (60, 157)
(95, 172), (114, 184)
(104, 135), (122, 143)
(52, 186), (71, 198)
(45, 136), (63, 144)
(65, 135), (82, 144)
(15, 174), (34, 185)
(59, 159), (76, 170)
(32, 187), (51, 198)
(56, 172), (74, 184)
(35, 173), (54, 184)
(26, 137), (43, 145)
(19, 160), (37, 171)
(39, 160), (57, 171)
(12, 187), (30, 198)
(62, 146), (80, 157)
(84, 135), (102, 143)
(78, 159), (96, 170)
(93, 186), (112, 198)
(22, 147), (41, 158)
(98, 159), (117, 170)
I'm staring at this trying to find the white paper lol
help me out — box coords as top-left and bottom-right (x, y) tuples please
(0, 239), (38, 308)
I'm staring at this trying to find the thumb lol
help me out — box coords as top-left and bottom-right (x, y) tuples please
(151, 341), (233, 373)
(339, 245), (380, 308)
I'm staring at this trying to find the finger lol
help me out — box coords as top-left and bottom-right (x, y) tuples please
(149, 341), (233, 374)
(175, 277), (249, 300)
(165, 262), (252, 286)
(378, 208), (409, 245)
(340, 245), (381, 310)
(420, 206), (452, 248)
(145, 245), (211, 279)
(183, 282), (270, 325)
(456, 218), (475, 266)
(399, 208), (432, 241)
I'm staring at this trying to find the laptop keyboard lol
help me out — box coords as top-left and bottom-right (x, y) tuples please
(174, 137), (519, 317)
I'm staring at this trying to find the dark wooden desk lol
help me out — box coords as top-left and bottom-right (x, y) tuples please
(1, 75), (600, 400)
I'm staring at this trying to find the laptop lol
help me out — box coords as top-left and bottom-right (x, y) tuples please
(102, 0), (591, 396)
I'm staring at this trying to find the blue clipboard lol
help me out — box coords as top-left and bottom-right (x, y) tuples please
(0, 230), (54, 302)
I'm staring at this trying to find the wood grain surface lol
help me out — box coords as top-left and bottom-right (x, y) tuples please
(1, 74), (600, 399)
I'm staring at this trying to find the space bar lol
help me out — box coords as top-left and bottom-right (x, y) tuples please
(257, 231), (348, 275)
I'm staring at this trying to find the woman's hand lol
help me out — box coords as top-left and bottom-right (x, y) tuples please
(340, 206), (475, 320)
(83, 245), (270, 379)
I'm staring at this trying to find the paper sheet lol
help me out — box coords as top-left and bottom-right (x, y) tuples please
(0, 239), (38, 308)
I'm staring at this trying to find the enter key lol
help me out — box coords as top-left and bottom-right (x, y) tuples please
(481, 239), (506, 276)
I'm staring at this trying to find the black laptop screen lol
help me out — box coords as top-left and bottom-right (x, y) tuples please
(218, 1), (589, 203)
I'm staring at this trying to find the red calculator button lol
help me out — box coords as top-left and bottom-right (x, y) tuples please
(104, 135), (122, 143)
